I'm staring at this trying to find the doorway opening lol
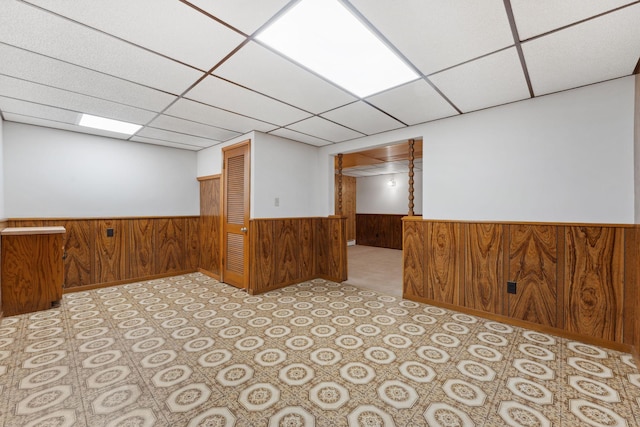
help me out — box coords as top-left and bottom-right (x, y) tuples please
(335, 139), (422, 297)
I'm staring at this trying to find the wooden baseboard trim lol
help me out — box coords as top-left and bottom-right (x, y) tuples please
(63, 270), (197, 294)
(198, 268), (221, 281)
(404, 294), (633, 354)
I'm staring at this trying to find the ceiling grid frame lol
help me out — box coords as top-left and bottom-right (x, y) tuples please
(0, 0), (637, 151)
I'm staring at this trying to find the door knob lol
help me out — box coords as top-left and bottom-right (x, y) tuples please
(240, 227), (248, 233)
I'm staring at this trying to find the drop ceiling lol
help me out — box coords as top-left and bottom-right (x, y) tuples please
(0, 0), (638, 151)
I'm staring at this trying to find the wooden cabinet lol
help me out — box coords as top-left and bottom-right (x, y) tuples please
(1, 227), (65, 316)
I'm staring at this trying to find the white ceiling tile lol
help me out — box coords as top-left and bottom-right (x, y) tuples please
(130, 136), (203, 151)
(214, 42), (356, 113)
(0, 44), (176, 112)
(3, 112), (130, 140)
(0, 0), (202, 94)
(523, 4), (640, 96)
(366, 79), (459, 125)
(148, 115), (241, 141)
(357, 170), (380, 177)
(23, 0), (245, 71)
(287, 116), (364, 143)
(185, 75), (311, 126)
(511, 0), (637, 40)
(136, 127), (218, 148)
(429, 48), (530, 113)
(186, 0), (291, 34)
(0, 96), (79, 124)
(0, 75), (157, 124)
(269, 128), (333, 146)
(321, 101), (405, 135)
(387, 160), (407, 167)
(349, 0), (513, 75)
(164, 98), (277, 134)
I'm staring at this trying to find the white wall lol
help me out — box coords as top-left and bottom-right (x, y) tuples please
(4, 123), (199, 217)
(356, 172), (423, 215)
(321, 76), (636, 224)
(252, 132), (321, 218)
(0, 118), (4, 219)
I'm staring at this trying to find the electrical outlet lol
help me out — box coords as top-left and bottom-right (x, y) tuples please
(507, 281), (517, 294)
(274, 197), (280, 207)
(106, 228), (114, 237)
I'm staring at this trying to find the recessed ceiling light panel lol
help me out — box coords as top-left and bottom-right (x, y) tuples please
(256, 0), (419, 97)
(79, 114), (142, 135)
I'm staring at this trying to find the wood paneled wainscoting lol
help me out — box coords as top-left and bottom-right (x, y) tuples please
(198, 175), (222, 279)
(249, 216), (347, 294)
(356, 214), (404, 249)
(0, 219), (8, 318)
(402, 217), (640, 354)
(7, 217), (200, 291)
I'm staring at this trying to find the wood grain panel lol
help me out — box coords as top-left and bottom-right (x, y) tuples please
(8, 217), (199, 289)
(401, 219), (636, 349)
(556, 226), (566, 330)
(327, 217), (347, 282)
(275, 220), (299, 284)
(299, 218), (314, 278)
(565, 226), (624, 342)
(426, 222), (461, 305)
(200, 177), (222, 276)
(508, 225), (558, 327)
(623, 227), (639, 348)
(250, 220), (275, 292)
(247, 217), (344, 294)
(1, 233), (64, 316)
(402, 219), (424, 298)
(58, 220), (93, 288)
(465, 223), (503, 314)
(335, 175), (356, 241)
(185, 217), (200, 271)
(129, 218), (154, 278)
(0, 220), (5, 317)
(155, 218), (185, 275)
(315, 218), (329, 278)
(356, 214), (403, 249)
(94, 219), (126, 284)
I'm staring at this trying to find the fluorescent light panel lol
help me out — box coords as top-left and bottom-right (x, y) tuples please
(79, 114), (142, 135)
(256, 0), (419, 98)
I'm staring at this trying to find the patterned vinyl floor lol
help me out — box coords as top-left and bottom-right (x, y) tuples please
(0, 272), (639, 426)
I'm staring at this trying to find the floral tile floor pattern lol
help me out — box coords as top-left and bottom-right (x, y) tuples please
(0, 273), (638, 426)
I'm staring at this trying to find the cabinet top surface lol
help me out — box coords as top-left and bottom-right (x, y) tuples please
(1, 226), (66, 236)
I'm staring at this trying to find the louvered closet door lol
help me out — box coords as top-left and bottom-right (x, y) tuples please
(222, 141), (250, 289)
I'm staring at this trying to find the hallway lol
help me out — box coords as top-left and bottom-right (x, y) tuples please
(342, 245), (403, 297)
